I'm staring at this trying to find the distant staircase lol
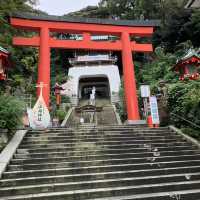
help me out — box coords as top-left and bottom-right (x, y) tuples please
(1, 125), (200, 199)
(66, 99), (118, 126)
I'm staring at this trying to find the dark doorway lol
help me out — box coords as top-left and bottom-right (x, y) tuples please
(79, 76), (110, 100)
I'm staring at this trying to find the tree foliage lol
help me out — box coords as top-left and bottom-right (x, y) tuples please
(0, 95), (25, 130)
(0, 0), (46, 96)
(168, 80), (200, 128)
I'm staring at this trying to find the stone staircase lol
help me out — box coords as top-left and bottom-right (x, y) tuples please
(96, 106), (118, 125)
(66, 100), (118, 126)
(0, 125), (200, 199)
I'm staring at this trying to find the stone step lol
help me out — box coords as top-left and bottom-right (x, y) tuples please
(29, 126), (171, 134)
(8, 158), (200, 172)
(4, 159), (200, 179)
(18, 142), (190, 150)
(16, 145), (196, 154)
(25, 132), (175, 138)
(23, 135), (182, 141)
(1, 180), (200, 200)
(92, 189), (200, 200)
(13, 149), (200, 160)
(28, 127), (160, 133)
(1, 173), (200, 197)
(9, 154), (200, 168)
(29, 127), (172, 134)
(1, 165), (200, 187)
(21, 138), (185, 146)
(25, 133), (175, 139)
(11, 150), (200, 163)
(27, 128), (170, 133)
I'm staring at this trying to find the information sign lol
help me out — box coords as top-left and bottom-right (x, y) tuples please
(149, 96), (160, 124)
(140, 85), (150, 98)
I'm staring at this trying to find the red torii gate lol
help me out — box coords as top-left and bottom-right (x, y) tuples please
(10, 13), (158, 123)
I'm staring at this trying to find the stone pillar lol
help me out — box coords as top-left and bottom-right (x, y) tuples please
(38, 27), (50, 107)
(121, 32), (140, 122)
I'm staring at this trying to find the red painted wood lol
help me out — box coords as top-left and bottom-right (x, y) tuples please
(121, 32), (140, 121)
(13, 37), (153, 52)
(38, 27), (50, 107)
(11, 18), (154, 36)
(13, 36), (40, 47)
(83, 32), (91, 42)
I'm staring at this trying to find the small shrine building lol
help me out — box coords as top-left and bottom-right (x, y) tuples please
(174, 49), (200, 80)
(0, 46), (10, 81)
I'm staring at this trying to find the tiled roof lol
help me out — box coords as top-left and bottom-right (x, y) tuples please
(0, 46), (9, 54)
(11, 12), (160, 27)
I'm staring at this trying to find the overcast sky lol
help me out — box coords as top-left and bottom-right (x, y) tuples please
(34, 0), (100, 16)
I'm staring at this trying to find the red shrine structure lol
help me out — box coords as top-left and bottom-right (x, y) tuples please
(0, 46), (10, 81)
(53, 83), (64, 106)
(10, 13), (159, 123)
(174, 49), (200, 81)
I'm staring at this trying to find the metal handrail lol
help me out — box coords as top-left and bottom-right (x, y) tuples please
(170, 112), (200, 129)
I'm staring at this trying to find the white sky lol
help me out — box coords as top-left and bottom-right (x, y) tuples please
(34, 0), (100, 16)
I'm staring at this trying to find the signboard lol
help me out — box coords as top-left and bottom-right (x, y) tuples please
(140, 85), (150, 98)
(27, 83), (51, 130)
(150, 96), (160, 124)
(77, 55), (109, 62)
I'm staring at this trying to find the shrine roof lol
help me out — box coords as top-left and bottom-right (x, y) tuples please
(178, 49), (200, 62)
(174, 49), (200, 70)
(11, 13), (160, 27)
(176, 49), (200, 64)
(0, 46), (9, 54)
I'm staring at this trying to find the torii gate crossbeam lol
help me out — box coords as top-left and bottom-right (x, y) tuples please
(10, 13), (159, 123)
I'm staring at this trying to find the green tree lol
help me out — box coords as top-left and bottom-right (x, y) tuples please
(0, 0), (43, 96)
(141, 47), (177, 89)
(0, 95), (25, 130)
(168, 80), (200, 128)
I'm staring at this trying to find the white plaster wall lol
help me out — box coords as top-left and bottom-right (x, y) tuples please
(61, 65), (121, 102)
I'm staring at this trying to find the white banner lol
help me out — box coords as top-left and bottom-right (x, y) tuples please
(150, 96), (160, 124)
(27, 83), (51, 130)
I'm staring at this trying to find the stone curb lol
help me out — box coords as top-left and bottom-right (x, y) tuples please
(0, 130), (28, 178)
(61, 107), (74, 127)
(112, 105), (122, 125)
(169, 125), (200, 149)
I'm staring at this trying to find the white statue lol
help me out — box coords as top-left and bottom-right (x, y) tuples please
(90, 86), (96, 105)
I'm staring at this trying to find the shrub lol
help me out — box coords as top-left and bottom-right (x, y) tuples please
(56, 109), (67, 122)
(167, 80), (200, 139)
(168, 80), (200, 128)
(0, 95), (25, 130)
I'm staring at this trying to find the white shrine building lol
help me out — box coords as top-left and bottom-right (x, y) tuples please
(61, 36), (121, 106)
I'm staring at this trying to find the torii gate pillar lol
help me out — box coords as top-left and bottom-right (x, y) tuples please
(122, 32), (140, 121)
(38, 27), (50, 107)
